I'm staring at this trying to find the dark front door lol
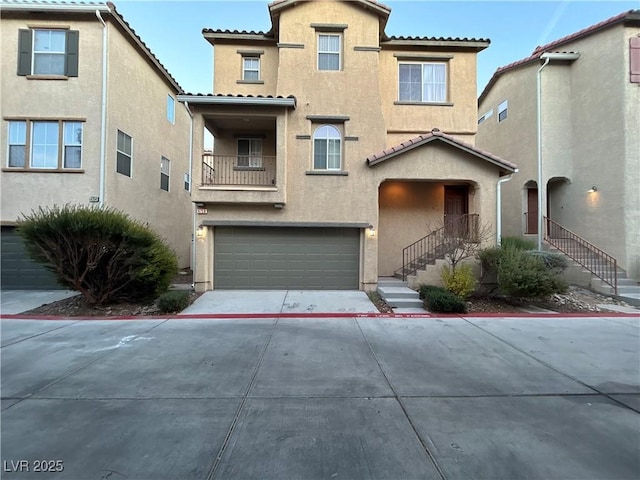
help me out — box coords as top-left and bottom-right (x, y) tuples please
(527, 188), (538, 234)
(444, 186), (469, 236)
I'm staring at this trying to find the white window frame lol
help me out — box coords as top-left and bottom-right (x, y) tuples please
(6, 119), (83, 170)
(116, 130), (133, 177)
(7, 121), (26, 168)
(242, 56), (260, 81)
(237, 138), (263, 168)
(62, 121), (83, 168)
(184, 172), (190, 191)
(313, 124), (342, 171)
(478, 109), (493, 125)
(498, 100), (508, 122)
(167, 95), (175, 124)
(318, 34), (341, 71)
(32, 29), (66, 76)
(398, 62), (447, 103)
(160, 156), (170, 191)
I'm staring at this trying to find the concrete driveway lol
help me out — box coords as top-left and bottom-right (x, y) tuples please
(1, 315), (638, 479)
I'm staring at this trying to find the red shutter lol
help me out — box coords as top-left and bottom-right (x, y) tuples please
(630, 37), (640, 83)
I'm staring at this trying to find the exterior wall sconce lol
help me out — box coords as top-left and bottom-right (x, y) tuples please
(273, 203), (284, 209)
(367, 226), (376, 238)
(196, 225), (207, 239)
(588, 186), (598, 193)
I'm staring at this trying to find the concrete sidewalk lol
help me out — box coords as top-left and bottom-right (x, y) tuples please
(1, 315), (638, 479)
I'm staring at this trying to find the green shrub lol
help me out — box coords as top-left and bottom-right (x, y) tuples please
(441, 264), (477, 298)
(17, 205), (178, 305)
(501, 236), (536, 251)
(478, 247), (502, 277)
(157, 290), (191, 313)
(425, 290), (468, 313)
(497, 247), (568, 298)
(527, 251), (568, 273)
(418, 284), (447, 300)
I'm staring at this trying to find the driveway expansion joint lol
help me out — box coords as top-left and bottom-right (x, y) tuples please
(463, 318), (640, 414)
(354, 318), (448, 480)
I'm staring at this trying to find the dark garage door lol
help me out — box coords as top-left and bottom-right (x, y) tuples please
(1, 226), (61, 290)
(214, 227), (360, 289)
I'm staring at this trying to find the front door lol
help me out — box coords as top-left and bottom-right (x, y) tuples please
(526, 188), (538, 234)
(444, 186), (468, 236)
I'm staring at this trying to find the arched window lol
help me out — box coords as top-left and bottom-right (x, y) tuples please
(313, 125), (341, 170)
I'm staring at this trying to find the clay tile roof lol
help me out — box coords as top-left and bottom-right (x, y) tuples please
(479, 9), (640, 103)
(366, 128), (517, 172)
(202, 29), (272, 36)
(384, 35), (490, 43)
(181, 93), (296, 100)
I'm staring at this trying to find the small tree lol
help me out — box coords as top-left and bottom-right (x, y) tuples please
(17, 205), (178, 305)
(426, 217), (494, 271)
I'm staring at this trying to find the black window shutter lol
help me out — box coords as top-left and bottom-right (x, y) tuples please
(65, 30), (79, 77)
(17, 29), (32, 76)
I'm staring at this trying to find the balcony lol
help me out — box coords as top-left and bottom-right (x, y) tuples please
(196, 153), (285, 205)
(202, 154), (277, 187)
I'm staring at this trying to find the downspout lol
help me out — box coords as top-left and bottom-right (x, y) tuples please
(496, 169), (518, 246)
(536, 56), (551, 251)
(183, 101), (196, 278)
(96, 9), (108, 208)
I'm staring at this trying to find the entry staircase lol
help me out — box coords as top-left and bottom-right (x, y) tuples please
(378, 214), (479, 309)
(544, 217), (640, 306)
(378, 215), (640, 309)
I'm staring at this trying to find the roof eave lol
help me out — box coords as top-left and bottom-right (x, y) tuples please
(367, 135), (517, 173)
(381, 39), (490, 51)
(177, 95), (297, 108)
(0, 1), (110, 13)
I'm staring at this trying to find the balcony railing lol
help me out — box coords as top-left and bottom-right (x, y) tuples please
(202, 154), (277, 186)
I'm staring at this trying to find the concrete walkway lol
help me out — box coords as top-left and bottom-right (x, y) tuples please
(0, 290), (78, 315)
(1, 315), (638, 479)
(182, 290), (379, 314)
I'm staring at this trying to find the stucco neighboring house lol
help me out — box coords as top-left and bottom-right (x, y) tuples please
(179, 0), (516, 292)
(0, 0), (192, 289)
(476, 10), (640, 289)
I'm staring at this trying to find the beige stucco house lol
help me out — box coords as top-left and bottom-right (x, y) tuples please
(477, 10), (640, 284)
(1, 0), (192, 289)
(180, 0), (516, 292)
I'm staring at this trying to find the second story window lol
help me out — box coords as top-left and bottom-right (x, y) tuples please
(313, 125), (341, 170)
(17, 29), (79, 77)
(242, 57), (260, 81)
(237, 138), (263, 168)
(398, 63), (447, 103)
(5, 119), (83, 170)
(498, 100), (508, 122)
(318, 34), (341, 71)
(160, 157), (170, 191)
(167, 95), (175, 124)
(116, 130), (133, 177)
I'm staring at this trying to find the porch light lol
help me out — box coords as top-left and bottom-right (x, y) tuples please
(196, 225), (207, 239)
(367, 226), (376, 238)
(588, 186), (597, 193)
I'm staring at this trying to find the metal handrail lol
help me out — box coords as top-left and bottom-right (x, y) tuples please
(396, 214), (479, 280)
(544, 216), (618, 295)
(202, 154), (277, 186)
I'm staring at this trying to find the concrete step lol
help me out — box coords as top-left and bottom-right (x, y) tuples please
(378, 286), (418, 299)
(615, 293), (640, 308)
(384, 297), (424, 308)
(378, 277), (407, 288)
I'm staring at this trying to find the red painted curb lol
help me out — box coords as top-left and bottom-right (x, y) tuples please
(0, 312), (638, 321)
